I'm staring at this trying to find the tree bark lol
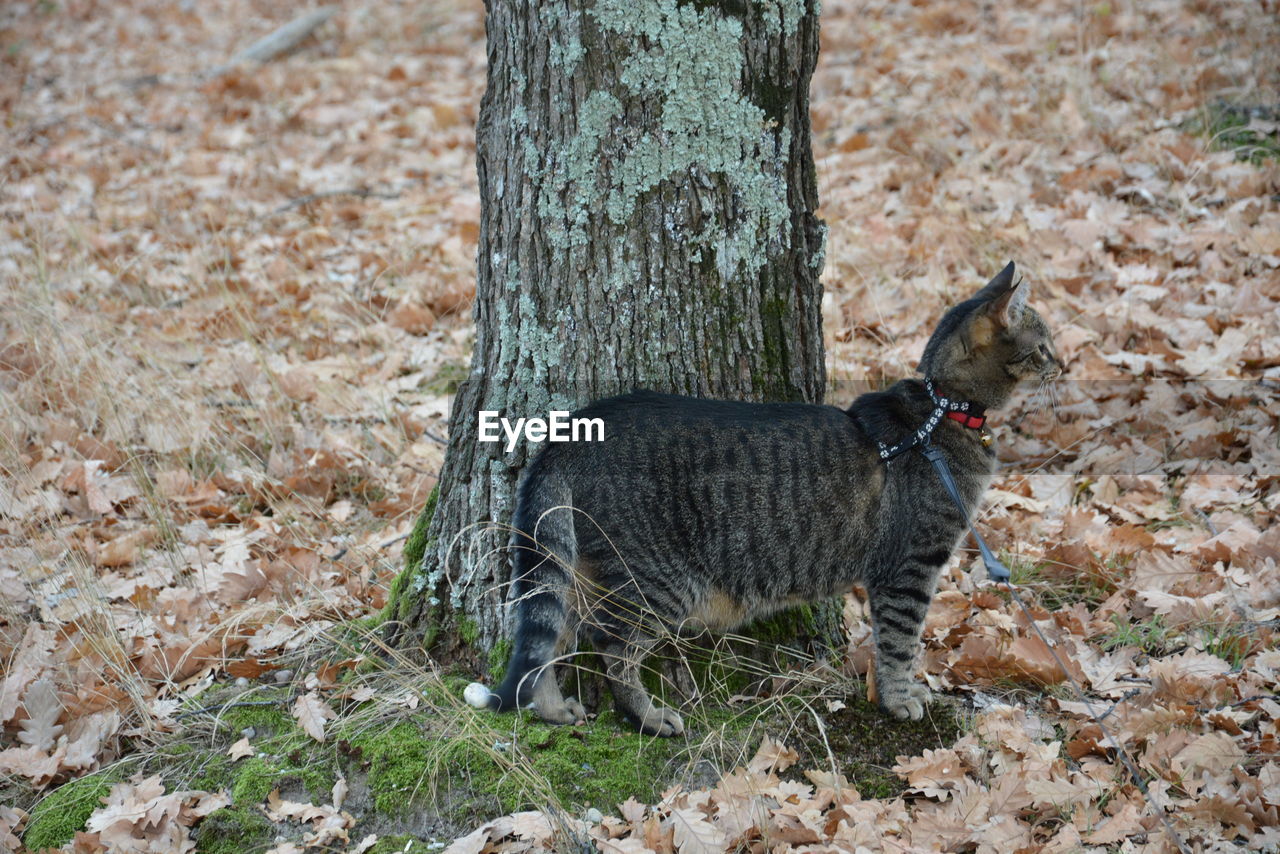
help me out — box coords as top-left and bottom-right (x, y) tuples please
(385, 0), (827, 669)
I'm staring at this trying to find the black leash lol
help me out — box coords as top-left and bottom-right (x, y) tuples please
(917, 441), (1191, 854)
(920, 444), (1010, 583)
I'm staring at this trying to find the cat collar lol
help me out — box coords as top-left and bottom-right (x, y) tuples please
(876, 379), (986, 461)
(877, 380), (1010, 583)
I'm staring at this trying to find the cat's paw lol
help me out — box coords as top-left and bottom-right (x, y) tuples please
(537, 696), (587, 726)
(564, 697), (587, 723)
(637, 705), (684, 737)
(879, 682), (931, 721)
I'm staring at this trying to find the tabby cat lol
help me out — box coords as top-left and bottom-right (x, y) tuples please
(465, 263), (1061, 735)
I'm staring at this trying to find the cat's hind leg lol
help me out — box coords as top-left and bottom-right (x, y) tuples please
(524, 594), (587, 725)
(592, 626), (684, 737)
(867, 580), (936, 720)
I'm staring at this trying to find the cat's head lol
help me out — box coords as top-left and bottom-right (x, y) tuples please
(918, 262), (1061, 409)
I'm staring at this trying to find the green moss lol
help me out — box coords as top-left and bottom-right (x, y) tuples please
(219, 700), (293, 738)
(192, 806), (274, 854)
(188, 753), (238, 795)
(23, 770), (118, 851)
(381, 484), (440, 633)
(350, 721), (440, 814)
(424, 362), (468, 396)
(401, 485), (439, 576)
(459, 617), (481, 646)
(1187, 101), (1280, 164)
(227, 742), (336, 810)
(745, 600), (843, 655)
(634, 601), (843, 701)
(440, 673), (474, 697)
(230, 757), (278, 807)
(487, 639), (513, 681)
(345, 703), (750, 817)
(498, 710), (685, 810)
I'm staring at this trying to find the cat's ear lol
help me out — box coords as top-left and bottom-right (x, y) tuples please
(989, 276), (1029, 326)
(976, 261), (1016, 298)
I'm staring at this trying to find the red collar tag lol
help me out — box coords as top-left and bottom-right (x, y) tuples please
(946, 411), (986, 430)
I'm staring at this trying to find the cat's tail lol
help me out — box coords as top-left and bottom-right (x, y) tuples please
(465, 470), (575, 713)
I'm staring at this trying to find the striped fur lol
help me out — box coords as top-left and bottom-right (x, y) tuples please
(483, 264), (1061, 734)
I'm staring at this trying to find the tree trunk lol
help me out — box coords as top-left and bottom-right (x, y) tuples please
(384, 0), (828, 672)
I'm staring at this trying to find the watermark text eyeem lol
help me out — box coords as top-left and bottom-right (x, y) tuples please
(478, 411), (605, 452)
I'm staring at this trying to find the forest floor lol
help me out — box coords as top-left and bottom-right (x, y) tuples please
(2, 0), (1279, 852)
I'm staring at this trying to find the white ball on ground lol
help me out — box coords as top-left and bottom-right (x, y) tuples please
(463, 682), (492, 709)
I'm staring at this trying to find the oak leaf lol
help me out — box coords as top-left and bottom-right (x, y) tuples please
(668, 807), (725, 854)
(292, 691), (337, 742)
(1082, 802), (1145, 844)
(746, 737), (798, 774)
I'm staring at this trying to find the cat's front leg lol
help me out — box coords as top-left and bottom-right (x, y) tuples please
(867, 581), (935, 720)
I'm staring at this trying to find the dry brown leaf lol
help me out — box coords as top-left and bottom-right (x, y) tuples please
(746, 736), (799, 774)
(893, 748), (968, 800)
(668, 807), (725, 854)
(599, 839), (658, 854)
(0, 806), (27, 852)
(1025, 774), (1096, 811)
(62, 710), (118, 771)
(618, 797), (647, 824)
(332, 776), (349, 812)
(82, 774), (227, 854)
(292, 691), (337, 742)
(1172, 731), (1245, 779)
(96, 527), (156, 568)
(388, 301), (437, 334)
(17, 677), (63, 752)
(227, 737), (254, 760)
(0, 623), (53, 724)
(442, 821), (493, 854)
(1082, 802), (1146, 844)
(0, 744), (64, 787)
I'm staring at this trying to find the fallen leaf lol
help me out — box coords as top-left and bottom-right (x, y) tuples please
(292, 692), (337, 743)
(668, 807), (725, 854)
(227, 737), (254, 760)
(747, 737), (799, 774)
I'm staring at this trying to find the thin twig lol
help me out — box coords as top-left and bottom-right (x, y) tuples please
(326, 533), (410, 562)
(269, 186), (404, 217)
(1096, 688), (1143, 722)
(422, 430), (449, 446)
(1004, 584), (1193, 854)
(1191, 507), (1219, 536)
(205, 6), (339, 77)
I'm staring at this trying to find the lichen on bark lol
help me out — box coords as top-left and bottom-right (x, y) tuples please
(589, 0), (795, 280)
